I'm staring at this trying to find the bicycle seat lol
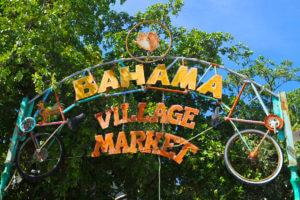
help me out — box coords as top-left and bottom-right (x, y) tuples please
(67, 113), (86, 131)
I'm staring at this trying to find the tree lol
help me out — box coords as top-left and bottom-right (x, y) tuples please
(0, 0), (298, 199)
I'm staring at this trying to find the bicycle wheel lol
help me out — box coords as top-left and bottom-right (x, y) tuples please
(224, 129), (283, 185)
(16, 132), (65, 182)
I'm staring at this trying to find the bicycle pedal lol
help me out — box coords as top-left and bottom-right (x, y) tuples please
(210, 107), (220, 128)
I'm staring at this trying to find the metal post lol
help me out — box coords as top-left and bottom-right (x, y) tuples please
(0, 98), (33, 199)
(279, 92), (300, 200)
(251, 83), (269, 116)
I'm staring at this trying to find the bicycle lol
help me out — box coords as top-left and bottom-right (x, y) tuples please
(210, 81), (284, 185)
(16, 88), (86, 182)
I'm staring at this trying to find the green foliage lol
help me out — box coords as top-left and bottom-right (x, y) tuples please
(0, 0), (299, 200)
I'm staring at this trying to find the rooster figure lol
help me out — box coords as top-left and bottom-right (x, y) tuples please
(136, 31), (159, 53)
(37, 101), (61, 125)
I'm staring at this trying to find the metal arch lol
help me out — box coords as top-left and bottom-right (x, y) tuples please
(2, 57), (298, 199)
(28, 56), (278, 104)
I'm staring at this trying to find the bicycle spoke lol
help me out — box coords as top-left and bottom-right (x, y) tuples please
(16, 133), (64, 181)
(224, 129), (283, 184)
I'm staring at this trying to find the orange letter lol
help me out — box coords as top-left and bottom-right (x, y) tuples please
(167, 105), (183, 125)
(180, 106), (199, 129)
(173, 138), (198, 164)
(114, 132), (129, 154)
(120, 103), (129, 123)
(112, 106), (122, 126)
(128, 131), (146, 153)
(91, 133), (115, 157)
(94, 109), (112, 129)
(150, 103), (168, 123)
(160, 133), (178, 159)
(141, 131), (163, 154)
(137, 103), (150, 122)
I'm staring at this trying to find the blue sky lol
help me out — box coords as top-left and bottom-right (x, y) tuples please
(113, 0), (299, 92)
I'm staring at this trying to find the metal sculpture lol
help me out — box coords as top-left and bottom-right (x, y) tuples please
(0, 20), (298, 200)
(36, 102), (61, 125)
(126, 20), (172, 63)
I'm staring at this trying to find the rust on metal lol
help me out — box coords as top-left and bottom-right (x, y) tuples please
(149, 102), (168, 123)
(126, 20), (172, 63)
(167, 105), (184, 125)
(180, 106), (199, 129)
(91, 131), (198, 164)
(147, 86), (188, 94)
(94, 109), (112, 129)
(35, 121), (67, 127)
(136, 31), (159, 52)
(249, 151), (258, 160)
(137, 102), (150, 122)
(279, 91), (297, 166)
(209, 62), (219, 67)
(253, 130), (271, 155)
(54, 89), (65, 121)
(94, 102), (199, 129)
(227, 82), (247, 119)
(264, 114), (284, 131)
(37, 101), (61, 125)
(224, 117), (265, 125)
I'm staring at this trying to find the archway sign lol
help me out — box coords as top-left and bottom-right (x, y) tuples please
(0, 21), (299, 199)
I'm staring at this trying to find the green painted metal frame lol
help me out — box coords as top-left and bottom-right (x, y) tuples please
(274, 92), (300, 200)
(0, 98), (33, 199)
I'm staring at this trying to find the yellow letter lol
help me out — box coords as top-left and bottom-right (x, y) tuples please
(171, 66), (198, 90)
(146, 64), (170, 85)
(73, 76), (98, 100)
(98, 70), (120, 93)
(120, 64), (145, 87)
(196, 74), (222, 99)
